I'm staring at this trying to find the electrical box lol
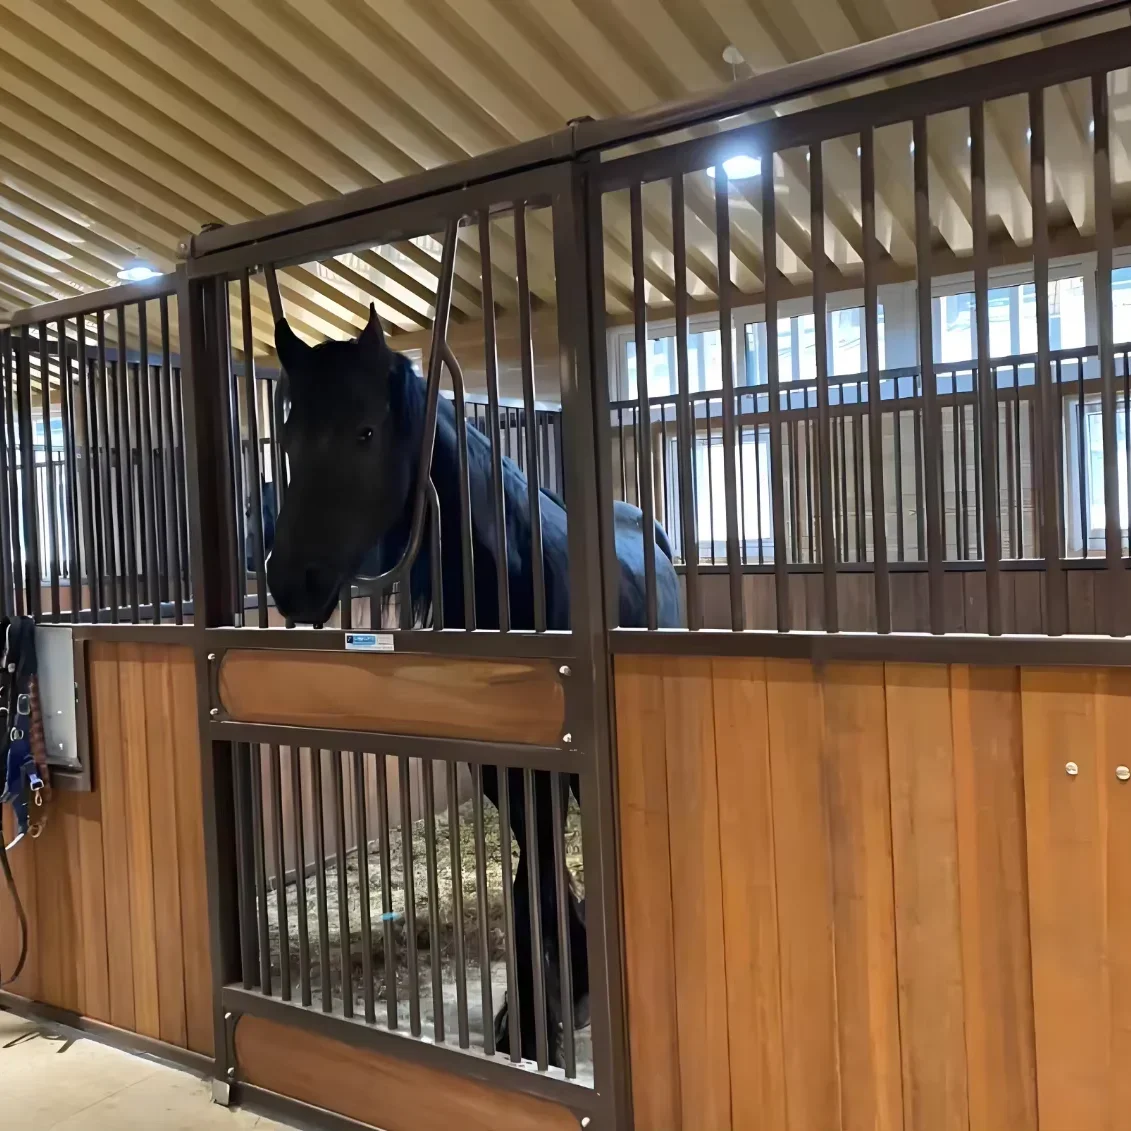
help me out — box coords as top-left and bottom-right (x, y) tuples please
(35, 625), (92, 792)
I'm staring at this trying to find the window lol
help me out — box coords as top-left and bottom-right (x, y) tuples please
(622, 326), (729, 399)
(1074, 400), (1130, 552)
(744, 305), (886, 383)
(1112, 266), (1131, 343)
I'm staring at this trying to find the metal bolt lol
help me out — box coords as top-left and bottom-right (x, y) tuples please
(207, 652), (216, 662)
(580, 1119), (591, 1129)
(224, 1011), (232, 1021)
(210, 707), (219, 718)
(227, 1067), (235, 1081)
(1066, 761), (1079, 777)
(559, 665), (571, 677)
(1118, 766), (1131, 782)
(562, 732), (572, 745)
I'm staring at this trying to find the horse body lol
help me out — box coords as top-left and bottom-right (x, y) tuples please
(267, 308), (680, 1063)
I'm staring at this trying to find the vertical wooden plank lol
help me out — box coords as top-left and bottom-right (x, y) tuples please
(1020, 667), (1110, 1131)
(885, 663), (969, 1131)
(0, 803), (38, 998)
(824, 663), (902, 1131)
(711, 658), (786, 1131)
(144, 646), (188, 1048)
(951, 664), (1037, 1131)
(118, 641), (160, 1038)
(169, 645), (213, 1055)
(62, 800), (89, 1014)
(765, 660), (841, 1131)
(35, 801), (84, 1013)
(75, 787), (110, 1023)
(90, 641), (135, 1031)
(662, 656), (731, 1130)
(614, 656), (681, 1131)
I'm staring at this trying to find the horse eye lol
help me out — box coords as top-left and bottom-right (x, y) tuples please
(357, 426), (374, 445)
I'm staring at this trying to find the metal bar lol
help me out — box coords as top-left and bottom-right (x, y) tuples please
(76, 319), (99, 619)
(550, 771), (576, 1078)
(515, 203), (548, 632)
(444, 343), (477, 632)
(914, 117), (945, 632)
(715, 172), (744, 629)
(497, 768), (521, 1061)
(398, 754), (421, 1037)
(136, 303), (160, 620)
(269, 745), (291, 1002)
(0, 333), (13, 615)
(290, 747), (312, 1007)
(332, 750), (353, 1018)
(310, 748), (333, 1013)
(523, 769), (549, 1070)
(7, 276), (177, 329)
(17, 332), (41, 617)
(422, 761), (444, 1043)
(240, 274), (269, 630)
(38, 322), (60, 619)
(471, 765), (494, 1056)
(447, 760), (470, 1048)
(352, 751), (375, 1025)
(116, 307), (138, 622)
(811, 143), (839, 630)
(1093, 73), (1123, 628)
(1031, 89), (1068, 633)
(970, 103), (1001, 634)
(249, 745), (272, 996)
(478, 215), (511, 633)
(3, 335), (22, 617)
(762, 157), (790, 629)
(94, 313), (115, 617)
(672, 176), (700, 629)
(59, 319), (82, 622)
(375, 753), (397, 1029)
(628, 185), (659, 630)
(232, 742), (257, 990)
(215, 284), (245, 625)
(160, 299), (184, 623)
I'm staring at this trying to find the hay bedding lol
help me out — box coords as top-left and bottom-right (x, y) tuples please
(263, 793), (587, 1054)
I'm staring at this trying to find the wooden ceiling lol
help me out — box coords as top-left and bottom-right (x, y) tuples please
(0, 0), (1126, 360)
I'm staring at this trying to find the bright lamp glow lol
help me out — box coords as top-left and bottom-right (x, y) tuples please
(706, 154), (762, 181)
(116, 260), (161, 282)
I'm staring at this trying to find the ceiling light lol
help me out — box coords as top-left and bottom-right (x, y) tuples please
(706, 155), (762, 181)
(116, 257), (161, 282)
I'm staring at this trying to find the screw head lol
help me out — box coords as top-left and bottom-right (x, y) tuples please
(224, 1011), (232, 1021)
(1066, 761), (1079, 776)
(559, 665), (571, 677)
(1118, 766), (1130, 782)
(207, 652), (216, 662)
(227, 1067), (235, 1080)
(580, 1119), (591, 1129)
(562, 732), (572, 745)
(210, 707), (219, 718)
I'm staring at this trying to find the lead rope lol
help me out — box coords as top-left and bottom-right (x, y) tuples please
(0, 620), (29, 987)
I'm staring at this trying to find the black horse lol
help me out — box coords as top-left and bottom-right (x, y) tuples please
(266, 306), (680, 1063)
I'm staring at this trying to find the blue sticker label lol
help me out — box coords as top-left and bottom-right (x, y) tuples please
(344, 632), (394, 653)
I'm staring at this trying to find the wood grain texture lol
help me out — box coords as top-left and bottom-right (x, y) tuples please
(2, 643), (208, 1057)
(235, 1014), (578, 1131)
(614, 656), (681, 1131)
(218, 649), (565, 744)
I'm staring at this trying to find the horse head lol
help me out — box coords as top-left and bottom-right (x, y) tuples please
(266, 305), (416, 624)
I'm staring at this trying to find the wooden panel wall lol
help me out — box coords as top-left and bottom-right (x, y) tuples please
(616, 655), (1130, 1131)
(0, 641), (212, 1057)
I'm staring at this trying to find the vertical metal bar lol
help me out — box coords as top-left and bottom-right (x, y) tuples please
(422, 762), (444, 1043)
(290, 747), (311, 1007)
(216, 286), (244, 624)
(715, 171), (744, 629)
(240, 274), (269, 629)
(375, 754), (397, 1028)
(350, 751), (374, 1024)
(269, 745), (291, 1002)
(789, 416), (802, 564)
(628, 185), (659, 629)
(952, 383), (964, 558)
(1093, 73), (1123, 626)
(893, 405), (906, 561)
(6, 336), (24, 618)
(446, 348), (477, 631)
(150, 315), (169, 612)
(551, 771), (576, 1078)
(970, 104), (1001, 633)
(854, 392), (867, 563)
(232, 752), (257, 990)
(16, 332), (41, 617)
(811, 143), (839, 630)
(95, 314), (114, 616)
(399, 755), (421, 1036)
(0, 333), (13, 616)
(515, 203), (547, 631)
(672, 176), (700, 628)
(38, 323), (60, 619)
(116, 307), (139, 621)
(310, 748), (332, 1012)
(497, 769), (521, 1061)
(58, 320), (82, 622)
(762, 155), (790, 629)
(447, 761), (470, 1048)
(74, 319), (99, 620)
(1027, 90), (1066, 633)
(332, 750), (352, 1019)
(160, 299), (184, 623)
(249, 746), (272, 996)
(471, 765), (494, 1055)
(914, 117), (945, 632)
(136, 303), (160, 620)
(523, 769), (549, 1070)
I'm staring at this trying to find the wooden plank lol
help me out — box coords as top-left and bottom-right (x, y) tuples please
(0, 802), (38, 998)
(118, 642), (161, 1039)
(218, 650), (565, 745)
(144, 646), (188, 1049)
(662, 656), (731, 1130)
(34, 798), (83, 1014)
(169, 645), (213, 1055)
(824, 663), (902, 1131)
(1066, 570), (1096, 635)
(235, 1014), (578, 1131)
(1020, 667), (1110, 1131)
(951, 665), (1038, 1131)
(90, 641), (135, 1031)
(885, 663), (968, 1131)
(74, 787), (110, 1024)
(711, 658), (786, 1131)
(613, 655), (681, 1131)
(765, 659), (841, 1130)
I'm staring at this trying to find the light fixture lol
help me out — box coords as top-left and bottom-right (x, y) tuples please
(116, 256), (160, 282)
(706, 154), (762, 180)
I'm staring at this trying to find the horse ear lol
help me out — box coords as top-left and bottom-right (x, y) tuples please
(275, 317), (309, 377)
(357, 303), (390, 373)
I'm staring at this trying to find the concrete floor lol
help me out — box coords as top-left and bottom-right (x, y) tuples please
(0, 1010), (292, 1131)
